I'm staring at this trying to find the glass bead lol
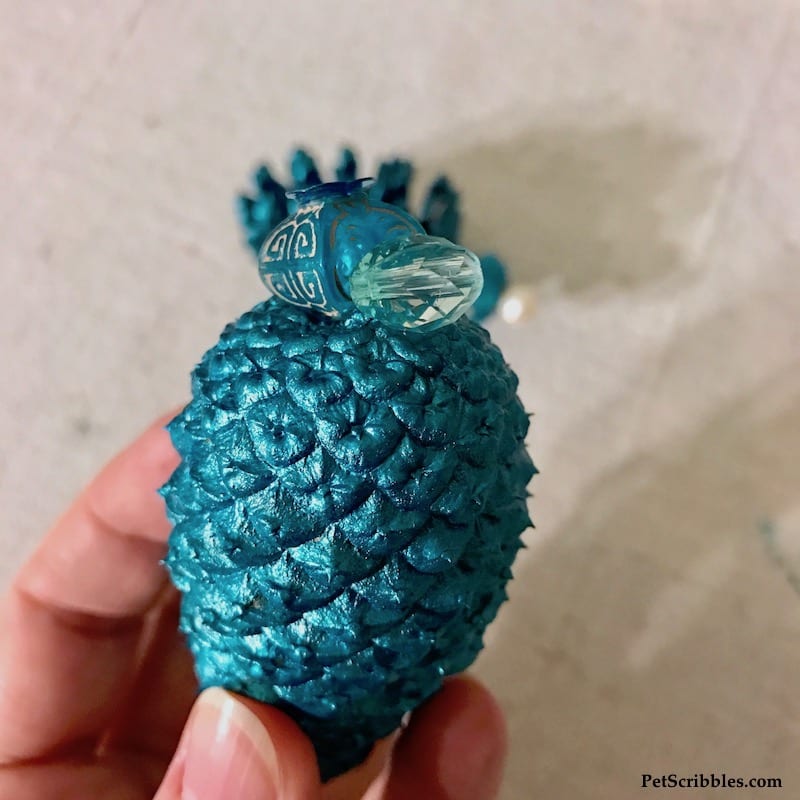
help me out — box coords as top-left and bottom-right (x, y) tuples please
(349, 235), (484, 331)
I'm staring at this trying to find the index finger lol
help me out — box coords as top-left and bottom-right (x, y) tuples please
(15, 411), (180, 617)
(0, 412), (181, 763)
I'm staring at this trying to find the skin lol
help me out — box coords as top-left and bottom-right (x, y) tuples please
(0, 413), (508, 800)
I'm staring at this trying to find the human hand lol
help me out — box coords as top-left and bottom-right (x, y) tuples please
(0, 414), (507, 799)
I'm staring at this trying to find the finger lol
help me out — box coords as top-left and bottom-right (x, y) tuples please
(0, 412), (181, 762)
(379, 675), (507, 800)
(154, 688), (321, 800)
(0, 751), (165, 800)
(322, 734), (396, 800)
(16, 411), (180, 617)
(103, 591), (198, 759)
(0, 757), (163, 800)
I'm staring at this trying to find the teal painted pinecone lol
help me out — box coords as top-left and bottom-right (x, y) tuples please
(161, 298), (535, 779)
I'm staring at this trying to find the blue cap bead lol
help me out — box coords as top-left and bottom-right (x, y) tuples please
(257, 180), (484, 330)
(258, 180), (420, 317)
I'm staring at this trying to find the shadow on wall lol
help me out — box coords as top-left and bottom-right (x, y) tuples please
(479, 366), (800, 798)
(415, 122), (721, 294)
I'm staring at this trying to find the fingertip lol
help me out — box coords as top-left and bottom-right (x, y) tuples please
(86, 414), (181, 545)
(386, 675), (508, 800)
(232, 691), (322, 799)
(437, 674), (509, 754)
(437, 675), (508, 799)
(181, 687), (320, 800)
(156, 688), (321, 800)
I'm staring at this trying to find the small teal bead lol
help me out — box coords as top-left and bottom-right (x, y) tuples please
(471, 253), (508, 322)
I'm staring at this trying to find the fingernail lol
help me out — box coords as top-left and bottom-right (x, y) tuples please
(438, 685), (507, 800)
(182, 688), (280, 800)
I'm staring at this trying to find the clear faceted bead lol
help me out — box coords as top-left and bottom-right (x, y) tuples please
(348, 235), (484, 331)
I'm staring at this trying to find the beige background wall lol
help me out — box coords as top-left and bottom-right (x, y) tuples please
(2, 2), (799, 797)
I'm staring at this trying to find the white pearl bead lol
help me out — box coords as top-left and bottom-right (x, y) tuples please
(500, 286), (537, 324)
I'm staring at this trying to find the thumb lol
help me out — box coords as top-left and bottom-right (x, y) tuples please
(154, 687), (321, 800)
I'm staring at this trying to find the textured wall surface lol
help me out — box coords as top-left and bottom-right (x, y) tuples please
(1, 2), (799, 797)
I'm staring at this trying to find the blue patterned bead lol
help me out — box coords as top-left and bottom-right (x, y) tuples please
(257, 180), (422, 317)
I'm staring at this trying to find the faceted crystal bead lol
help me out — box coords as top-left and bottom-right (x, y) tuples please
(348, 235), (484, 331)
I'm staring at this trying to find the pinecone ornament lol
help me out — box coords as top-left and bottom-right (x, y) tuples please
(163, 160), (534, 780)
